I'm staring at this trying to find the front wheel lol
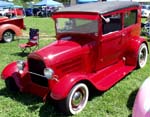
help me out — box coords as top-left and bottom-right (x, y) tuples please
(2, 31), (14, 43)
(58, 83), (89, 115)
(137, 43), (148, 68)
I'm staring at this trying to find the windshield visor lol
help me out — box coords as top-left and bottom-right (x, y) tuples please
(56, 18), (98, 34)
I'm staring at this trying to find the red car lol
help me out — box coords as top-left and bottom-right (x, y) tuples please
(0, 16), (25, 42)
(1, 1), (148, 115)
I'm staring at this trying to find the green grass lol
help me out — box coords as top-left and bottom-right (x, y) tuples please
(24, 17), (55, 36)
(0, 17), (150, 117)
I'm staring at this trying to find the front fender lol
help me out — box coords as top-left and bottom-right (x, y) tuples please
(0, 24), (22, 40)
(1, 61), (29, 91)
(50, 73), (88, 100)
(1, 61), (18, 80)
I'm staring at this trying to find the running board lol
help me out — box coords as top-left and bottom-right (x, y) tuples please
(90, 61), (135, 91)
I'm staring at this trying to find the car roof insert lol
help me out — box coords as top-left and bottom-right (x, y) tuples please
(58, 1), (139, 15)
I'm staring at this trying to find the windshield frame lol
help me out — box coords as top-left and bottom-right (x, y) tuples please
(52, 12), (100, 40)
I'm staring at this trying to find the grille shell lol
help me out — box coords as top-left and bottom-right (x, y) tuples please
(28, 55), (48, 87)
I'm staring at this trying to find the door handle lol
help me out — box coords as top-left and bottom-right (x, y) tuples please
(122, 33), (126, 37)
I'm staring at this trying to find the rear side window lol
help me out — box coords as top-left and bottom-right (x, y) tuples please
(124, 10), (137, 27)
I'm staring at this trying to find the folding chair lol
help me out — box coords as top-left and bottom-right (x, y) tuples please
(19, 28), (39, 53)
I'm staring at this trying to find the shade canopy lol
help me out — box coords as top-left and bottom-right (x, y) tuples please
(14, 5), (23, 8)
(34, 0), (63, 7)
(0, 0), (14, 7)
(77, 0), (98, 3)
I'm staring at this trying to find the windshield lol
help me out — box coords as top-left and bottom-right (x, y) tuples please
(56, 18), (98, 34)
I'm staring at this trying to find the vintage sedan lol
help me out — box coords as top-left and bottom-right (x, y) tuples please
(1, 1), (148, 115)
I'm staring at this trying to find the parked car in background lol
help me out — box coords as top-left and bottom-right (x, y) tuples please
(32, 6), (59, 17)
(0, 7), (9, 16)
(1, 1), (148, 115)
(10, 8), (24, 16)
(133, 77), (150, 117)
(25, 8), (33, 16)
(0, 16), (25, 42)
(37, 6), (58, 17)
(0, 7), (24, 18)
(141, 4), (150, 17)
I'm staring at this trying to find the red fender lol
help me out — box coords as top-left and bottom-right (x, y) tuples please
(1, 61), (18, 80)
(0, 24), (22, 40)
(50, 73), (88, 100)
(1, 61), (22, 89)
(125, 36), (148, 66)
(1, 61), (29, 91)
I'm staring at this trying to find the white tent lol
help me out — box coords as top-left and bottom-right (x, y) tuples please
(34, 0), (63, 7)
(0, 0), (14, 7)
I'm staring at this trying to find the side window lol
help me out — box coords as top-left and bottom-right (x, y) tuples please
(102, 14), (122, 34)
(124, 10), (137, 27)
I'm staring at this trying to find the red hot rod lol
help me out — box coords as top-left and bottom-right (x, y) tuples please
(0, 16), (25, 42)
(1, 1), (148, 115)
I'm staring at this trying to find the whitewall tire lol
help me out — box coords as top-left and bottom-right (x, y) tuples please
(137, 43), (148, 68)
(61, 83), (89, 115)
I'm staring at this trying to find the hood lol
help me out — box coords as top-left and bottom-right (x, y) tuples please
(28, 40), (83, 66)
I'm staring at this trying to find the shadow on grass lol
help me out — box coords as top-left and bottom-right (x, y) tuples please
(126, 89), (139, 117)
(11, 52), (30, 57)
(0, 87), (42, 105)
(39, 100), (66, 117)
(89, 87), (104, 101)
(0, 87), (68, 117)
(0, 86), (104, 117)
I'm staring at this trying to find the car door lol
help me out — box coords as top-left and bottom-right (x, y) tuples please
(96, 13), (124, 70)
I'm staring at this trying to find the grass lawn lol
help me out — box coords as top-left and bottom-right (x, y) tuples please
(24, 17), (56, 38)
(0, 17), (150, 117)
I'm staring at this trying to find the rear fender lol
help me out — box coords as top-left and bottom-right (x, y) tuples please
(125, 37), (148, 66)
(50, 73), (88, 100)
(0, 24), (22, 40)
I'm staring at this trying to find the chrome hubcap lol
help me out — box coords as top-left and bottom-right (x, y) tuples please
(4, 32), (13, 42)
(68, 83), (89, 115)
(72, 91), (83, 107)
(71, 88), (86, 111)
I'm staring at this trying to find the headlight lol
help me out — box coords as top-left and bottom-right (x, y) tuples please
(17, 60), (25, 71)
(44, 68), (54, 79)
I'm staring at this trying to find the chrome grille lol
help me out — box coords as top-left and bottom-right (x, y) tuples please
(28, 57), (48, 87)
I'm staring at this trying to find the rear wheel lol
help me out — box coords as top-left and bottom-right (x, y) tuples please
(2, 31), (14, 43)
(5, 78), (19, 92)
(58, 83), (89, 115)
(137, 43), (148, 68)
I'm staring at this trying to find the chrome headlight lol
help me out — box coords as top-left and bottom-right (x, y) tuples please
(17, 60), (25, 71)
(44, 68), (54, 79)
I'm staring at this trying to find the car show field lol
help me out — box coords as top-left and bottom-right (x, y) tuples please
(0, 2), (150, 117)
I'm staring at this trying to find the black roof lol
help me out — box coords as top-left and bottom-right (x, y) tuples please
(58, 1), (139, 15)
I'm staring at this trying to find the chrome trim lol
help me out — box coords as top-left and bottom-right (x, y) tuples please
(28, 71), (46, 78)
(28, 71), (59, 82)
